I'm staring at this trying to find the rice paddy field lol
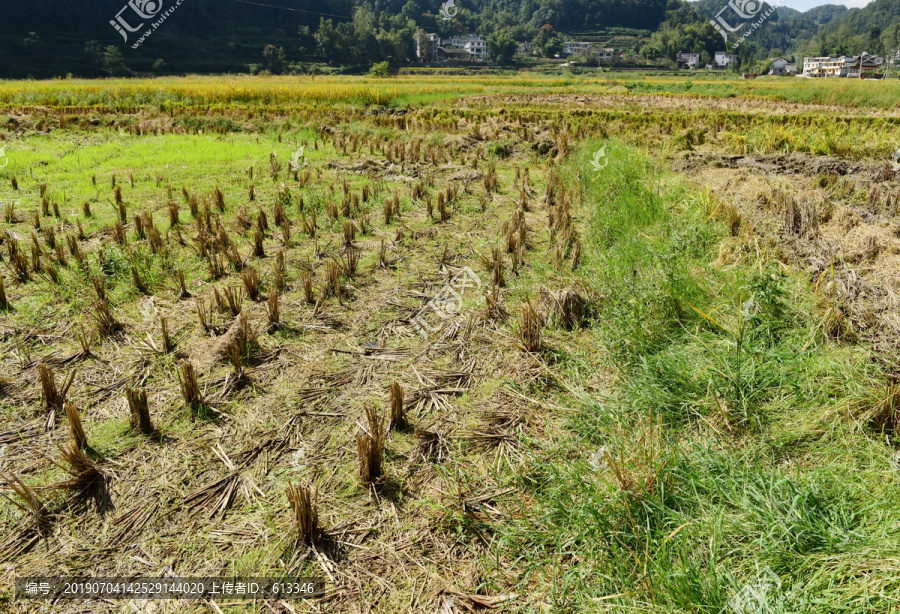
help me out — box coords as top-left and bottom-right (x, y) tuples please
(1, 72), (900, 613)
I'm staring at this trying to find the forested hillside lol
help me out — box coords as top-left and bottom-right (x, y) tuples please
(1, 0), (896, 77)
(796, 0), (900, 57)
(0, 0), (669, 77)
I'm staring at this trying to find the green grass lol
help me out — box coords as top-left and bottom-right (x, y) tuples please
(486, 141), (900, 613)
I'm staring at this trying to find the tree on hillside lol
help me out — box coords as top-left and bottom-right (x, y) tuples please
(488, 30), (518, 64)
(263, 45), (287, 74)
(103, 46), (132, 77)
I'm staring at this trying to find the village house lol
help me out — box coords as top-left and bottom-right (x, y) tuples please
(803, 53), (884, 77)
(676, 51), (700, 69)
(417, 33), (489, 63)
(561, 42), (616, 61)
(563, 41), (592, 56)
(714, 51), (737, 69)
(768, 56), (797, 75)
(516, 41), (536, 57)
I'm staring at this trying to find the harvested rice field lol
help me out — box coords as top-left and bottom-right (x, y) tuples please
(2, 74), (900, 613)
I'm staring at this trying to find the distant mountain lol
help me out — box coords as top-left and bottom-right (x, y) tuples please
(803, 4), (852, 24)
(797, 0), (899, 56)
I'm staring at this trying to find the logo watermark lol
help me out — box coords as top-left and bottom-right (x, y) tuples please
(289, 147), (307, 172)
(891, 148), (900, 171)
(589, 145), (608, 172)
(710, 0), (784, 49)
(720, 566), (787, 614)
(439, 0), (458, 21)
(109, 0), (185, 49)
(588, 447), (608, 470)
(290, 447), (307, 470)
(410, 266), (481, 339)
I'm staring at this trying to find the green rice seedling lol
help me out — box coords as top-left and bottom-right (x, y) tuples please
(4, 201), (15, 223)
